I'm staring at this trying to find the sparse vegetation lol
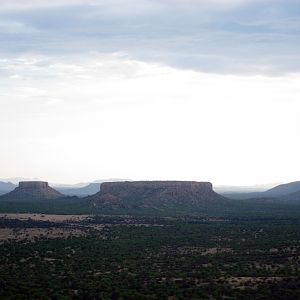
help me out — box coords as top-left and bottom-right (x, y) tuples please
(0, 214), (299, 299)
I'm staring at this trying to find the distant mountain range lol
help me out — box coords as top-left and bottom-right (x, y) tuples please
(0, 181), (227, 212)
(0, 178), (130, 197)
(1, 179), (300, 204)
(0, 180), (300, 217)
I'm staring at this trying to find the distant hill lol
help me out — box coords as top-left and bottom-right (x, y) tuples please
(263, 181), (300, 197)
(223, 181), (300, 200)
(55, 179), (130, 197)
(0, 181), (16, 195)
(0, 181), (63, 201)
(88, 181), (228, 211)
(57, 183), (101, 197)
(215, 183), (277, 194)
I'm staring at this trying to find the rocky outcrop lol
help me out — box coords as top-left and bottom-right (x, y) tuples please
(0, 181), (63, 201)
(88, 181), (227, 209)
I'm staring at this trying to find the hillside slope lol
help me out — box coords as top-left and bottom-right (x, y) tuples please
(264, 181), (300, 197)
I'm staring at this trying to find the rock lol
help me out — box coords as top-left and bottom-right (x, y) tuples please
(19, 181), (49, 189)
(0, 181), (63, 201)
(88, 181), (227, 209)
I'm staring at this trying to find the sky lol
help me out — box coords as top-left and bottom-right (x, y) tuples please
(1, 0), (300, 185)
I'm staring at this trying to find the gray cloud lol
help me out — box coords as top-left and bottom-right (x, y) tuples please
(0, 0), (299, 74)
(0, 0), (257, 12)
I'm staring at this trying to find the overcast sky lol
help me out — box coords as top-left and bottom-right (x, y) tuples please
(1, 0), (300, 185)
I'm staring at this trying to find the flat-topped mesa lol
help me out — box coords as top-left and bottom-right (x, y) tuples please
(101, 181), (213, 194)
(19, 181), (49, 189)
(90, 181), (225, 209)
(0, 181), (63, 201)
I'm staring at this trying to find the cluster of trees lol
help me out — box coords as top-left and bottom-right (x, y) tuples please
(0, 217), (299, 299)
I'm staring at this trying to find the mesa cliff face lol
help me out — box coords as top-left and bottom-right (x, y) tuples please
(0, 181), (63, 201)
(89, 181), (227, 209)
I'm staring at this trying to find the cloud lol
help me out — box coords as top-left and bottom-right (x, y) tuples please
(0, 0), (254, 12)
(0, 0), (82, 11)
(0, 0), (161, 14)
(0, 20), (36, 34)
(157, 0), (258, 10)
(0, 1), (299, 74)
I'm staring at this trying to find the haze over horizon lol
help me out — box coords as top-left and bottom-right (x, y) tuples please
(1, 0), (300, 185)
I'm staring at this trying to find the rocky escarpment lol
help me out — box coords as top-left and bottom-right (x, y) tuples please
(0, 181), (63, 201)
(88, 181), (227, 210)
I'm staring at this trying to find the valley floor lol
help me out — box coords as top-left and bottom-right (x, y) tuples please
(0, 214), (299, 299)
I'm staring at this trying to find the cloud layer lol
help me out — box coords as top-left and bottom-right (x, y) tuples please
(0, 0), (299, 74)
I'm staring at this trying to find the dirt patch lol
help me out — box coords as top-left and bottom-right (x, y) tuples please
(0, 213), (92, 223)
